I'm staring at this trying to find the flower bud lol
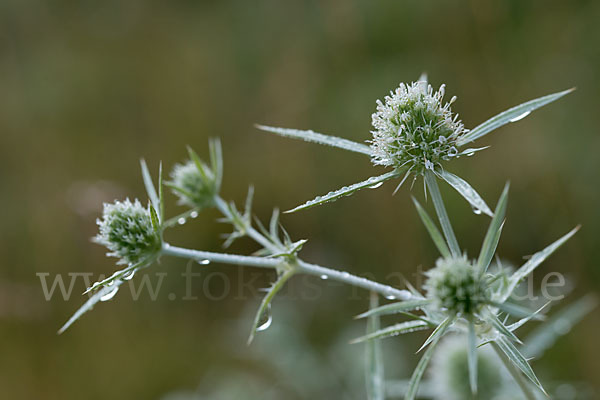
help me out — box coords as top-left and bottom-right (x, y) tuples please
(169, 160), (218, 209)
(94, 198), (161, 265)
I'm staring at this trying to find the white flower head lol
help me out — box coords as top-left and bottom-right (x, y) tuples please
(94, 198), (161, 265)
(370, 81), (466, 173)
(424, 255), (488, 315)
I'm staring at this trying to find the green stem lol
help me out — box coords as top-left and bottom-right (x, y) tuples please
(161, 243), (414, 301)
(424, 170), (460, 257)
(492, 342), (537, 400)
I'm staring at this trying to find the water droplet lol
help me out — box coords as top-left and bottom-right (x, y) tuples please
(386, 294), (396, 300)
(369, 182), (383, 189)
(178, 217), (186, 225)
(320, 274), (329, 280)
(257, 304), (272, 332)
(509, 111), (531, 122)
(190, 211), (199, 218)
(466, 152), (475, 157)
(471, 205), (483, 215)
(122, 269), (136, 281)
(100, 286), (119, 302)
(197, 259), (210, 265)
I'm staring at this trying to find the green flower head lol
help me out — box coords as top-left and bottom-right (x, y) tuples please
(370, 81), (466, 173)
(170, 160), (217, 209)
(94, 198), (161, 265)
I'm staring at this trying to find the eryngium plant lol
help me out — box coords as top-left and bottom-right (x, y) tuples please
(257, 74), (572, 216)
(352, 185), (579, 399)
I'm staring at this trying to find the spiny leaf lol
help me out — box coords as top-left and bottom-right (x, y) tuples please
(350, 320), (429, 344)
(477, 183), (510, 274)
(256, 124), (373, 156)
(356, 299), (431, 319)
(424, 170), (460, 256)
(285, 171), (399, 213)
(487, 300), (545, 320)
(438, 169), (493, 217)
(494, 336), (547, 395)
(457, 88), (574, 146)
(501, 226), (580, 301)
(488, 313), (523, 344)
(507, 301), (551, 333)
(140, 159), (159, 213)
(405, 319), (451, 400)
(417, 315), (455, 353)
(247, 268), (295, 345)
(412, 197), (450, 258)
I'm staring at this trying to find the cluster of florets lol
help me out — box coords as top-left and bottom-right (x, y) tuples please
(424, 255), (487, 315)
(169, 161), (217, 209)
(370, 81), (466, 173)
(94, 199), (161, 265)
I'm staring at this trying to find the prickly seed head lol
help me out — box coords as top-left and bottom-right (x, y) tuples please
(170, 161), (217, 209)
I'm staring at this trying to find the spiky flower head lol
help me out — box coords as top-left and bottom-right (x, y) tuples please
(94, 198), (161, 265)
(169, 160), (217, 209)
(424, 255), (488, 315)
(370, 81), (466, 173)
(429, 335), (504, 400)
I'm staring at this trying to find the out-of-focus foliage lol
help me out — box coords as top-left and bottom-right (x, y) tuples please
(0, 1), (598, 399)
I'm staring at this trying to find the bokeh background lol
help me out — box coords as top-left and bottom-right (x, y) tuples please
(1, 1), (599, 399)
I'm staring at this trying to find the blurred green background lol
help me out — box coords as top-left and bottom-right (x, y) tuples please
(1, 0), (599, 399)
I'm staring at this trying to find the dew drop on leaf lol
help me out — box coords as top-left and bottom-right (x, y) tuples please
(509, 111), (531, 122)
(122, 269), (136, 281)
(190, 211), (199, 218)
(100, 286), (119, 302)
(178, 217), (186, 225)
(197, 259), (210, 265)
(256, 304), (272, 332)
(320, 274), (329, 280)
(369, 182), (384, 189)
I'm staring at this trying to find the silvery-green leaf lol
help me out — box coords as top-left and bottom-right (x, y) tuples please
(58, 279), (125, 334)
(477, 183), (509, 274)
(507, 301), (551, 333)
(140, 159), (160, 213)
(438, 169), (493, 217)
(356, 299), (431, 319)
(83, 259), (150, 294)
(412, 197), (451, 258)
(350, 320), (429, 344)
(366, 293), (385, 400)
(256, 124), (372, 156)
(187, 146), (211, 183)
(523, 294), (598, 359)
(424, 170), (460, 256)
(417, 315), (455, 353)
(487, 300), (544, 320)
(209, 138), (223, 191)
(500, 226), (580, 302)
(247, 268), (295, 345)
(457, 88), (574, 146)
(488, 313), (522, 344)
(405, 319), (451, 400)
(149, 203), (160, 234)
(285, 171), (399, 213)
(494, 336), (547, 395)
(467, 320), (478, 396)
(158, 162), (164, 222)
(458, 146), (489, 157)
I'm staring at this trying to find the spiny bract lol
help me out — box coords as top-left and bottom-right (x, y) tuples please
(424, 255), (488, 315)
(170, 160), (216, 209)
(370, 81), (466, 173)
(94, 198), (161, 265)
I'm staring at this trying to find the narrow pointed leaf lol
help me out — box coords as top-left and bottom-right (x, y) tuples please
(467, 320), (478, 395)
(487, 300), (545, 320)
(507, 301), (551, 332)
(417, 315), (455, 353)
(158, 162), (164, 222)
(247, 268), (295, 345)
(501, 226), (580, 301)
(256, 124), (372, 156)
(350, 320), (429, 344)
(477, 183), (510, 274)
(59, 279), (125, 334)
(457, 88), (574, 146)
(187, 146), (211, 183)
(438, 169), (493, 217)
(424, 170), (460, 256)
(209, 138), (223, 191)
(285, 171), (399, 213)
(494, 336), (546, 395)
(140, 159), (159, 212)
(489, 313), (522, 344)
(366, 293), (385, 400)
(412, 197), (450, 258)
(405, 320), (451, 400)
(523, 295), (598, 359)
(149, 203), (160, 234)
(356, 299), (431, 319)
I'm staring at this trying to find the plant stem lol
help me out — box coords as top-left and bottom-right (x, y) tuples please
(492, 342), (537, 400)
(161, 243), (414, 301)
(424, 170), (461, 257)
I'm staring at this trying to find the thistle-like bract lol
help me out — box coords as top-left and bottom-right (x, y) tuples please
(94, 198), (161, 265)
(169, 160), (217, 209)
(370, 82), (465, 173)
(424, 255), (488, 315)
